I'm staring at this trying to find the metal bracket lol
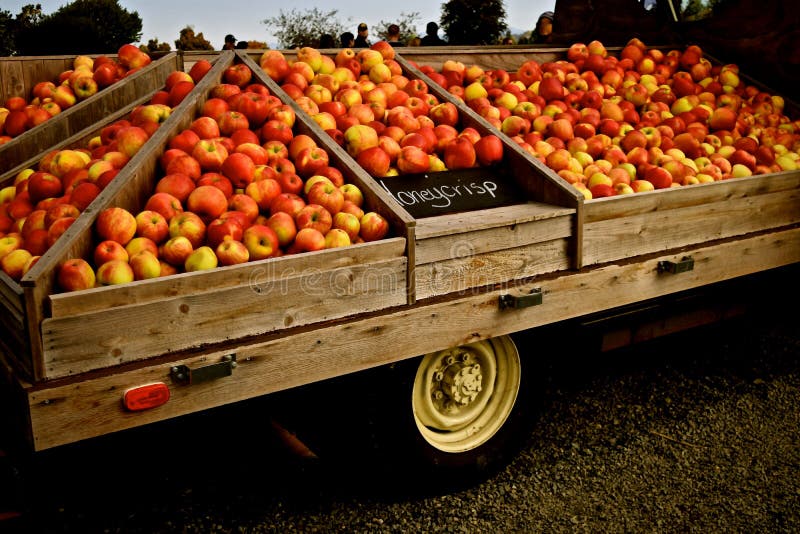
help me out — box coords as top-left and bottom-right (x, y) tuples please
(170, 354), (236, 385)
(657, 256), (695, 274)
(499, 288), (543, 310)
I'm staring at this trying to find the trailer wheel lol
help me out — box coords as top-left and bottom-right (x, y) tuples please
(411, 335), (522, 456)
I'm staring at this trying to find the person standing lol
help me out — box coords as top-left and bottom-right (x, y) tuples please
(354, 23), (370, 47)
(340, 32), (355, 48)
(222, 34), (236, 50)
(530, 11), (554, 43)
(386, 24), (404, 47)
(420, 22), (446, 46)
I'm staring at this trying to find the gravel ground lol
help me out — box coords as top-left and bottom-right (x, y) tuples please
(2, 284), (799, 533)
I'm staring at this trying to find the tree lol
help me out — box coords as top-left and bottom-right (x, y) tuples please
(440, 0), (508, 46)
(15, 0), (142, 55)
(174, 26), (214, 51)
(263, 8), (348, 49)
(375, 12), (421, 43)
(0, 4), (46, 56)
(144, 38), (171, 54)
(0, 10), (14, 56)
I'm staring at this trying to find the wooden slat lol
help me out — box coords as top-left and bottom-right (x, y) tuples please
(583, 189), (800, 266)
(415, 212), (572, 265)
(24, 227), (800, 451)
(583, 172), (800, 223)
(415, 238), (571, 300)
(48, 238), (406, 317)
(414, 202), (572, 238)
(41, 256), (407, 378)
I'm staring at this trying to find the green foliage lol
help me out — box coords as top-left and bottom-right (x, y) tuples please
(375, 12), (422, 44)
(263, 8), (348, 49)
(15, 0), (142, 55)
(174, 26), (214, 51)
(440, 0), (508, 46)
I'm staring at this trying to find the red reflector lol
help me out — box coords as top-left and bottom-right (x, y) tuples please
(123, 382), (170, 411)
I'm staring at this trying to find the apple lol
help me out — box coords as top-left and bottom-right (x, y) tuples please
(243, 224), (280, 260)
(245, 178), (282, 211)
(155, 172), (196, 203)
(474, 134), (503, 166)
(359, 211), (389, 242)
(294, 146), (330, 178)
(92, 239), (129, 267)
(161, 235), (194, 267)
(356, 146), (392, 177)
(181, 245), (217, 272)
(168, 211), (206, 248)
(135, 210), (170, 244)
(96, 259), (134, 286)
(265, 211), (297, 247)
(343, 124), (379, 157)
(293, 227), (326, 252)
(307, 181), (344, 216)
(332, 211), (361, 241)
(295, 204), (333, 235)
(443, 137), (477, 170)
(221, 152), (256, 189)
(57, 258), (96, 291)
(96, 207), (137, 245)
(269, 193), (306, 218)
(1, 248), (33, 280)
(145, 192), (183, 222)
(397, 146), (430, 174)
(129, 250), (162, 280)
(215, 239), (250, 266)
(115, 126), (150, 158)
(186, 185), (228, 221)
(197, 172), (234, 199)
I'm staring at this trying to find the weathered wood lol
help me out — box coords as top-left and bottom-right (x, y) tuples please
(41, 256), (407, 378)
(415, 238), (571, 300)
(415, 209), (572, 265)
(583, 188), (800, 265)
(23, 226), (800, 451)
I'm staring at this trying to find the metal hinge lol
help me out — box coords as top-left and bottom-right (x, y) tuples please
(499, 288), (543, 310)
(657, 256), (695, 274)
(170, 354), (237, 385)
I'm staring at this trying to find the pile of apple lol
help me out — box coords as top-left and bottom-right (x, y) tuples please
(416, 39), (800, 198)
(0, 61), (213, 283)
(258, 44), (506, 178)
(0, 44), (154, 144)
(55, 61), (390, 292)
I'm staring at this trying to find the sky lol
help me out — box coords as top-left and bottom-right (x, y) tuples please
(3, 0), (556, 49)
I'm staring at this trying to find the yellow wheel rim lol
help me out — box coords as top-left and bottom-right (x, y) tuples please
(411, 336), (521, 453)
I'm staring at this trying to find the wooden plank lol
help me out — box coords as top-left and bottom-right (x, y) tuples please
(583, 172), (800, 223)
(398, 47), (567, 71)
(41, 256), (407, 378)
(24, 227), (800, 451)
(415, 213), (572, 265)
(415, 238), (571, 300)
(414, 202), (573, 239)
(48, 238), (406, 317)
(583, 189), (800, 266)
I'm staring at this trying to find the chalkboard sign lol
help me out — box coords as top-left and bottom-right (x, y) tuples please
(376, 167), (524, 218)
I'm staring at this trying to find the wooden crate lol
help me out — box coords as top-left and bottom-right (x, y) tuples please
(0, 55), (224, 381)
(15, 51), (410, 381)
(250, 49), (582, 301)
(0, 52), (182, 174)
(398, 47), (800, 268)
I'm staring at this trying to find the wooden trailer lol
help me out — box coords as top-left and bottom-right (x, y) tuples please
(1, 45), (798, 477)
